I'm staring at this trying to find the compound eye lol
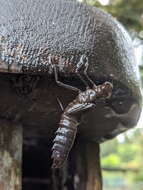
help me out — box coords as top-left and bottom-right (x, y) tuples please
(104, 82), (113, 91)
(103, 82), (113, 98)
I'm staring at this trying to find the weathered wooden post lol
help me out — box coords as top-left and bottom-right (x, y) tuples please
(0, 120), (22, 190)
(69, 142), (102, 190)
(83, 143), (102, 190)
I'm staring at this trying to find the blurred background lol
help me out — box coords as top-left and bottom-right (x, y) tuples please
(78, 0), (143, 189)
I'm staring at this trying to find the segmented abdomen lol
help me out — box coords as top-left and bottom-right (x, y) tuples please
(52, 113), (79, 168)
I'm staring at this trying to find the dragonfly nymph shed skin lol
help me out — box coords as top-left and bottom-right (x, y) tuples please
(52, 81), (113, 168)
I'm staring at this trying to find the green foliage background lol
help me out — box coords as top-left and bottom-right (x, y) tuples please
(87, 0), (143, 31)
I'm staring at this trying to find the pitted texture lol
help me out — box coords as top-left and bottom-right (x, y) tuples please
(0, 0), (97, 73)
(0, 0), (140, 93)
